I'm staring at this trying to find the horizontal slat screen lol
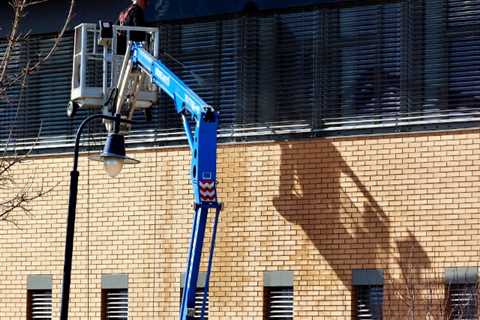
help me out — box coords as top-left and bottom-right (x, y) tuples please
(193, 288), (209, 319)
(323, 4), (402, 128)
(180, 288), (209, 319)
(0, 32), (103, 151)
(104, 289), (128, 320)
(28, 290), (52, 320)
(448, 284), (477, 320)
(266, 287), (294, 319)
(1, 0), (479, 151)
(355, 285), (383, 320)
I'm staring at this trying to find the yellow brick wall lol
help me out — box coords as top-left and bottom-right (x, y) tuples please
(1, 129), (480, 319)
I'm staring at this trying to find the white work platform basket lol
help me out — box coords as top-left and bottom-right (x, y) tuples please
(70, 23), (160, 111)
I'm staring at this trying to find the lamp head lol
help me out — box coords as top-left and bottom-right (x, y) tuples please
(89, 133), (140, 177)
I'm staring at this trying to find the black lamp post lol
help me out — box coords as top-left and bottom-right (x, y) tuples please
(60, 113), (139, 320)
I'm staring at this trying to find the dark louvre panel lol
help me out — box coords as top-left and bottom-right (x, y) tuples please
(446, 0), (480, 115)
(19, 34), (75, 139)
(405, 0), (480, 126)
(0, 37), (23, 143)
(157, 19), (241, 133)
(266, 287), (294, 320)
(28, 290), (52, 320)
(275, 12), (317, 123)
(323, 3), (402, 130)
(104, 289), (128, 320)
(355, 286), (383, 320)
(0, 32), (99, 150)
(237, 15), (260, 125)
(448, 284), (477, 320)
(193, 288), (209, 319)
(256, 12), (317, 125)
(323, 0), (480, 130)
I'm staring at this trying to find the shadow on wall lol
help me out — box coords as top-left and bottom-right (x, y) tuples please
(273, 140), (431, 293)
(396, 230), (431, 284)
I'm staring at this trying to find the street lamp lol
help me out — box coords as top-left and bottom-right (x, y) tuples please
(89, 132), (140, 177)
(60, 113), (139, 320)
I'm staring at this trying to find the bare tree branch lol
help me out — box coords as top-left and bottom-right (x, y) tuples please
(0, 0), (76, 223)
(0, 0), (76, 99)
(0, 1), (25, 83)
(22, 0), (76, 74)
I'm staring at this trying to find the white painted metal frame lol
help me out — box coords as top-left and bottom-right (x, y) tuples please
(70, 23), (160, 110)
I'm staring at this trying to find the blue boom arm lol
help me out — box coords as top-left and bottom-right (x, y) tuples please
(130, 43), (221, 320)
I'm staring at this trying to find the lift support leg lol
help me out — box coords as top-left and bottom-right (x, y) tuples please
(180, 204), (221, 320)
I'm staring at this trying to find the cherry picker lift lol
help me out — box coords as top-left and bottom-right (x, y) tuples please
(65, 22), (221, 320)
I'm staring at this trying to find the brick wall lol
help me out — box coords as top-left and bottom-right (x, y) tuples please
(1, 129), (480, 319)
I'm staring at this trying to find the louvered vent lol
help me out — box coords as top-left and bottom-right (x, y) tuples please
(103, 289), (128, 320)
(355, 286), (383, 320)
(180, 288), (209, 319)
(266, 287), (294, 320)
(448, 284), (477, 320)
(193, 288), (209, 319)
(28, 290), (52, 320)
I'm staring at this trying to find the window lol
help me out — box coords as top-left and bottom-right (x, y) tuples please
(0, 33), (76, 144)
(156, 19), (241, 130)
(2, 0), (480, 151)
(446, 0), (480, 112)
(180, 272), (209, 319)
(445, 267), (478, 320)
(26, 275), (52, 320)
(101, 274), (128, 320)
(352, 269), (384, 320)
(264, 271), (294, 320)
(412, 0), (480, 121)
(326, 4), (401, 127)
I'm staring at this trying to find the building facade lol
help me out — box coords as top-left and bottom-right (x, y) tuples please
(1, 0), (480, 319)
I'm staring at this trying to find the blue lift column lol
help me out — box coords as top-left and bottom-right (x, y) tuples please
(131, 43), (222, 320)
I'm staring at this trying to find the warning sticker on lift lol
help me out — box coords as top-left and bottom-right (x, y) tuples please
(199, 179), (216, 202)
